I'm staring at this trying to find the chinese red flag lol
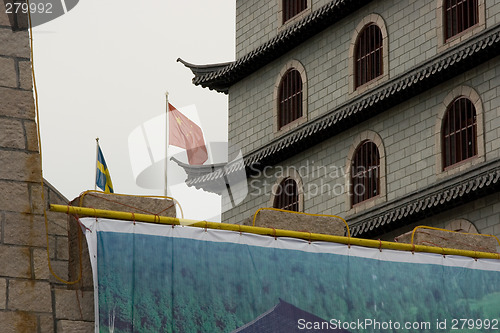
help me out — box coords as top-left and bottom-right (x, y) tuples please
(168, 103), (208, 165)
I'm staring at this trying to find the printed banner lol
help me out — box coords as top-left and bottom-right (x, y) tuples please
(81, 218), (500, 333)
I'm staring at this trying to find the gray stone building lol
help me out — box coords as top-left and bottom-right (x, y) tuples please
(180, 0), (500, 244)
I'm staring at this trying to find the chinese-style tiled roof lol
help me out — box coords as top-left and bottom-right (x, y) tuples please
(179, 0), (374, 93)
(183, 24), (500, 189)
(232, 299), (349, 333)
(350, 160), (500, 238)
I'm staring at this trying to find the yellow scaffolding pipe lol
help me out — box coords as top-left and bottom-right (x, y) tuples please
(51, 204), (500, 260)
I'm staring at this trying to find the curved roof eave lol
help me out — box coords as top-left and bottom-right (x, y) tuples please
(181, 0), (374, 93)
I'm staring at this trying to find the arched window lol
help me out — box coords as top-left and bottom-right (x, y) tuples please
(273, 177), (299, 211)
(351, 140), (380, 206)
(278, 68), (303, 129)
(354, 24), (383, 88)
(442, 97), (477, 169)
(444, 0), (478, 41)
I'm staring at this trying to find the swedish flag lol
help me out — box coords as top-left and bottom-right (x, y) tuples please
(96, 144), (114, 193)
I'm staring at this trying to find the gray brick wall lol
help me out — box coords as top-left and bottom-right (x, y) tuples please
(225, 0), (500, 236)
(235, 0), (332, 59)
(229, 0), (499, 157)
(224, 58), (500, 244)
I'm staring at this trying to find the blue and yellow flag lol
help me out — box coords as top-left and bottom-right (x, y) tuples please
(96, 145), (114, 193)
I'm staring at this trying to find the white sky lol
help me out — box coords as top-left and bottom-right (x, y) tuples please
(32, 0), (235, 221)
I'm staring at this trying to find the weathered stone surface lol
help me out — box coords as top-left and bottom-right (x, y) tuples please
(57, 320), (94, 333)
(394, 228), (499, 253)
(67, 220), (93, 291)
(0, 278), (6, 309)
(0, 118), (25, 149)
(0, 181), (30, 213)
(74, 191), (177, 217)
(0, 57), (17, 87)
(55, 289), (94, 321)
(29, 183), (49, 215)
(56, 235), (69, 260)
(45, 211), (69, 236)
(246, 209), (346, 236)
(18, 60), (32, 90)
(39, 314), (54, 333)
(23, 120), (39, 152)
(8, 280), (52, 312)
(33, 247), (50, 280)
(0, 28), (30, 58)
(33, 247), (65, 282)
(47, 259), (69, 285)
(0, 311), (38, 333)
(0, 86), (35, 119)
(4, 212), (47, 247)
(0, 2), (11, 27)
(0, 150), (40, 182)
(0, 244), (31, 278)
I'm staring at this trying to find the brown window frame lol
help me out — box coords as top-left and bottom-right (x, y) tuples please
(282, 0), (308, 24)
(278, 68), (303, 129)
(444, 0), (479, 41)
(442, 97), (477, 170)
(273, 177), (299, 211)
(351, 140), (380, 206)
(354, 24), (383, 89)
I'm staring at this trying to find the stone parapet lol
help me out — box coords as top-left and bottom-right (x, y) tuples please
(67, 191), (176, 291)
(244, 208), (346, 236)
(395, 227), (499, 254)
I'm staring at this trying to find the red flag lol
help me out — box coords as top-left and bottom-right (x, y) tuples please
(168, 103), (208, 165)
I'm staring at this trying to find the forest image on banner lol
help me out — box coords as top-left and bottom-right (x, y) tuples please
(81, 218), (500, 333)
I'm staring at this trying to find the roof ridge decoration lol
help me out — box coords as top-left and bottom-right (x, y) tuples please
(179, 0), (374, 93)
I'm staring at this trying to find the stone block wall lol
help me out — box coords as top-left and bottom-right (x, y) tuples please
(0, 3), (94, 331)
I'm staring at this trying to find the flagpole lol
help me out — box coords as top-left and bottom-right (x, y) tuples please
(165, 91), (169, 197)
(95, 137), (99, 191)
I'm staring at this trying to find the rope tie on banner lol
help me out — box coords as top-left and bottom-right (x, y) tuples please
(205, 221), (208, 232)
(378, 239), (382, 252)
(271, 227), (277, 240)
(308, 232), (312, 245)
(49, 204), (500, 260)
(131, 213), (136, 225)
(411, 243), (415, 254)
